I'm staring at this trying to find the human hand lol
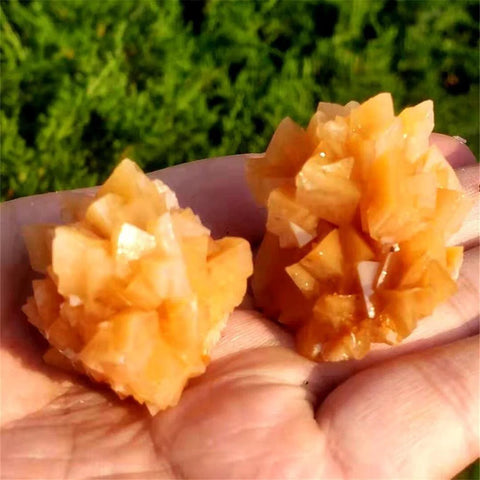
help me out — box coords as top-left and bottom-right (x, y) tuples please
(1, 134), (478, 479)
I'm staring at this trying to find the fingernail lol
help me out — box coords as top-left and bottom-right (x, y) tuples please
(453, 136), (467, 144)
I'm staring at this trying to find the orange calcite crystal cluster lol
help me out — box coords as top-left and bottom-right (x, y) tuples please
(22, 159), (252, 412)
(247, 93), (471, 361)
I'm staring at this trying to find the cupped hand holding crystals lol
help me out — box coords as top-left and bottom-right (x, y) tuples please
(1, 134), (478, 479)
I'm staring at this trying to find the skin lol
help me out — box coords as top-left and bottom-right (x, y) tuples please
(0, 133), (478, 479)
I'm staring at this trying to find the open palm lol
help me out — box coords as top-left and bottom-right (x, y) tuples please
(1, 135), (478, 479)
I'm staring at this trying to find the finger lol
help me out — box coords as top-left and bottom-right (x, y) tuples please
(430, 132), (478, 249)
(430, 133), (477, 168)
(317, 335), (479, 479)
(152, 344), (331, 480)
(149, 154), (266, 243)
(2, 132), (475, 250)
(447, 164), (479, 249)
(2, 144), (475, 264)
(0, 154), (266, 247)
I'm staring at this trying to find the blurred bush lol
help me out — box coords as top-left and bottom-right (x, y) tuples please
(1, 0), (478, 200)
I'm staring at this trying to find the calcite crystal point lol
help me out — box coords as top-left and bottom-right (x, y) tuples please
(247, 93), (471, 361)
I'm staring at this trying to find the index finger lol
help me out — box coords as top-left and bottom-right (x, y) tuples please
(149, 154), (266, 242)
(1, 133), (477, 250)
(430, 132), (477, 168)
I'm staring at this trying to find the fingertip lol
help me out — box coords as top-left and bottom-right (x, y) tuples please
(430, 133), (477, 168)
(316, 335), (480, 479)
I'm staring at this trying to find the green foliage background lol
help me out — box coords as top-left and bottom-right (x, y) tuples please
(1, 0), (478, 202)
(1, 1), (479, 475)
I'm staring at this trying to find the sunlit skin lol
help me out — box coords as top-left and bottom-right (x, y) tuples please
(1, 133), (478, 479)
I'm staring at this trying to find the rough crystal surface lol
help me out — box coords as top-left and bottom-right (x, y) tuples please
(23, 159), (252, 413)
(247, 93), (471, 361)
